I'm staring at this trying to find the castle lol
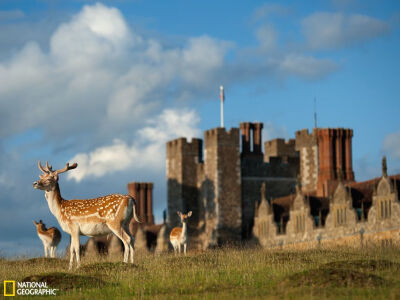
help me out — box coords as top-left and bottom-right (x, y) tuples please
(166, 122), (400, 249)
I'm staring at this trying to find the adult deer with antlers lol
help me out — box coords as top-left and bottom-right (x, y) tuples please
(33, 161), (140, 269)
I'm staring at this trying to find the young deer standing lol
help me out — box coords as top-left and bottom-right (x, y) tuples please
(169, 211), (192, 255)
(33, 161), (140, 269)
(33, 220), (61, 258)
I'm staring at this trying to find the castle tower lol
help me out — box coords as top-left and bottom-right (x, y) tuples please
(316, 128), (354, 197)
(295, 129), (319, 193)
(127, 182), (154, 225)
(203, 127), (242, 246)
(166, 138), (203, 228)
(295, 128), (354, 197)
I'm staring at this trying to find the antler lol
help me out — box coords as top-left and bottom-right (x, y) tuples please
(55, 162), (78, 175)
(38, 161), (49, 173)
(46, 162), (53, 172)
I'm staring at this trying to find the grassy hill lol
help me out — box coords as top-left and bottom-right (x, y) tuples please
(1, 246), (400, 299)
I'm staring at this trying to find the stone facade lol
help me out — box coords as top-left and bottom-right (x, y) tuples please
(167, 122), (299, 248)
(166, 122), (400, 250)
(253, 169), (400, 248)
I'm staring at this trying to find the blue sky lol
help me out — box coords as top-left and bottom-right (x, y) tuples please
(0, 0), (399, 256)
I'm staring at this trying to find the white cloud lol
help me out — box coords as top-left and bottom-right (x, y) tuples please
(262, 122), (289, 142)
(252, 3), (291, 22)
(279, 54), (337, 79)
(0, 3), (228, 142)
(302, 12), (390, 50)
(256, 25), (277, 52)
(382, 131), (400, 159)
(67, 108), (201, 182)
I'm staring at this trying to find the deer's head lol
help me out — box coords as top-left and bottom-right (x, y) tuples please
(33, 219), (46, 230)
(177, 211), (192, 224)
(33, 161), (77, 191)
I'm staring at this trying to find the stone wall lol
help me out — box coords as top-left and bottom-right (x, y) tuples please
(203, 127), (242, 246)
(295, 128), (318, 193)
(254, 175), (400, 249)
(166, 138), (203, 228)
(264, 138), (297, 163)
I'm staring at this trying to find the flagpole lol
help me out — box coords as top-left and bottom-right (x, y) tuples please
(220, 85), (224, 128)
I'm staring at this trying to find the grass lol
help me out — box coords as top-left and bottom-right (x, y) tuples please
(1, 246), (400, 299)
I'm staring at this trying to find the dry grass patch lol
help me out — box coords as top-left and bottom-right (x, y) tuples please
(22, 272), (110, 291)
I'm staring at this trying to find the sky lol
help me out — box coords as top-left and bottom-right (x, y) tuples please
(0, 0), (399, 256)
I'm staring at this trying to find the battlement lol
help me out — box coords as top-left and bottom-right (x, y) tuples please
(167, 137), (203, 162)
(295, 128), (317, 149)
(167, 137), (202, 149)
(240, 122), (263, 158)
(205, 127), (240, 146)
(317, 128), (353, 138)
(205, 127), (239, 138)
(264, 138), (297, 163)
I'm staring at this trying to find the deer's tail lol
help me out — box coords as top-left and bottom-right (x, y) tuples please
(131, 197), (141, 223)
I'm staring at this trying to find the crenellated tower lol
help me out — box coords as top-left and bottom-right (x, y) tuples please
(295, 128), (354, 197)
(203, 127), (242, 246)
(166, 138), (203, 229)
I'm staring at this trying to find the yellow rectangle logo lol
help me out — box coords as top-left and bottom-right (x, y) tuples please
(3, 280), (15, 297)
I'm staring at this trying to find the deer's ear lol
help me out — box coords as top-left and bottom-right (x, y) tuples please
(187, 211), (192, 217)
(39, 220), (43, 224)
(33, 220), (38, 225)
(177, 211), (182, 217)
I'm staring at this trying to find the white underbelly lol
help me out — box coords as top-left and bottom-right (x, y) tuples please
(79, 223), (111, 237)
(38, 234), (52, 245)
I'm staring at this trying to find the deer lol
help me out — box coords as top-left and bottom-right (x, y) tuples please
(33, 220), (61, 258)
(169, 211), (192, 255)
(33, 161), (140, 269)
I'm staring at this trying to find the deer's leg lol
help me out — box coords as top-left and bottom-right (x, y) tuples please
(184, 243), (187, 255)
(43, 244), (48, 257)
(73, 236), (81, 268)
(69, 228), (80, 269)
(69, 237), (75, 270)
(122, 224), (135, 264)
(178, 243), (181, 254)
(108, 224), (130, 263)
(171, 241), (177, 255)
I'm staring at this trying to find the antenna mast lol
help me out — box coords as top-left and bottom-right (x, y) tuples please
(220, 85), (225, 128)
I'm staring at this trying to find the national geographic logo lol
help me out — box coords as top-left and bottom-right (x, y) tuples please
(3, 280), (58, 296)
(3, 281), (15, 296)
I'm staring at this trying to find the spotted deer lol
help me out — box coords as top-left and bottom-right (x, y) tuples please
(169, 211), (192, 255)
(33, 161), (140, 269)
(33, 220), (61, 258)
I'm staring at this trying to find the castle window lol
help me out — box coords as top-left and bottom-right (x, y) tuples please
(335, 206), (347, 226)
(263, 221), (268, 236)
(295, 214), (305, 233)
(379, 199), (392, 220)
(340, 208), (343, 224)
(259, 221), (268, 237)
(336, 209), (339, 225)
(385, 200), (388, 218)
